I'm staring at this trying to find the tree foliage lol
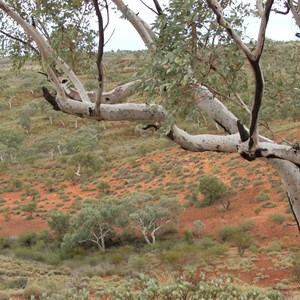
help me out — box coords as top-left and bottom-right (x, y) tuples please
(63, 198), (126, 252)
(198, 174), (230, 206)
(47, 210), (70, 242)
(124, 192), (183, 244)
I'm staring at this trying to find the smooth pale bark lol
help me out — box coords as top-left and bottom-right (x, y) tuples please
(288, 0), (300, 28)
(112, 0), (155, 50)
(270, 160), (300, 228)
(0, 0), (90, 103)
(56, 99), (166, 122)
(66, 80), (141, 104)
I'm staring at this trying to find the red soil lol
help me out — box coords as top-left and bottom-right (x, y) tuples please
(0, 146), (300, 293)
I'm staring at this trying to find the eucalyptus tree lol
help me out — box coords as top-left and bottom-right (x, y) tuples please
(125, 193), (182, 244)
(1, 0), (300, 228)
(63, 198), (127, 252)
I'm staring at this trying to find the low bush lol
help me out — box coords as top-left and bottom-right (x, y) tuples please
(94, 269), (284, 299)
(0, 291), (10, 300)
(8, 277), (28, 289)
(128, 255), (145, 271)
(18, 232), (37, 247)
(0, 236), (11, 249)
(159, 250), (182, 265)
(256, 190), (271, 202)
(23, 283), (46, 300)
(110, 253), (125, 265)
(183, 230), (193, 244)
(292, 255), (300, 282)
(217, 223), (255, 256)
(198, 175), (232, 207)
(269, 213), (287, 224)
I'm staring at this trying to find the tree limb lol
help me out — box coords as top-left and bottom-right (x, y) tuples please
(0, 29), (39, 54)
(93, 0), (105, 116)
(288, 0), (300, 27)
(112, 0), (156, 49)
(153, 0), (163, 15)
(206, 0), (253, 59)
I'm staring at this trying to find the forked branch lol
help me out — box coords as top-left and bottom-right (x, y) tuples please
(207, 0), (274, 151)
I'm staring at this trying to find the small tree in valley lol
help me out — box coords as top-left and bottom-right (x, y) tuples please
(192, 219), (206, 238)
(63, 199), (126, 252)
(198, 175), (230, 207)
(47, 210), (70, 242)
(126, 193), (183, 245)
(22, 201), (37, 219)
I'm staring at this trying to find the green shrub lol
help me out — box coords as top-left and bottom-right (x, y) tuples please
(183, 230), (193, 244)
(8, 277), (28, 289)
(192, 219), (206, 238)
(217, 225), (237, 242)
(263, 240), (284, 253)
(94, 269), (284, 299)
(37, 229), (52, 244)
(96, 180), (110, 192)
(18, 232), (37, 247)
(0, 236), (11, 249)
(159, 250), (182, 265)
(254, 207), (261, 215)
(292, 255), (300, 282)
(110, 253), (124, 265)
(23, 284), (46, 299)
(269, 213), (287, 224)
(128, 255), (145, 271)
(199, 238), (227, 257)
(0, 291), (10, 300)
(217, 223), (255, 256)
(239, 220), (254, 231)
(256, 190), (270, 202)
(198, 175), (231, 207)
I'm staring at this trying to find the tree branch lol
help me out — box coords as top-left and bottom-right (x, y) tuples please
(206, 0), (253, 59)
(139, 0), (158, 15)
(0, 29), (39, 54)
(153, 0), (163, 15)
(0, 0), (91, 104)
(93, 0), (105, 116)
(66, 79), (141, 104)
(112, 0), (155, 49)
(288, 0), (300, 27)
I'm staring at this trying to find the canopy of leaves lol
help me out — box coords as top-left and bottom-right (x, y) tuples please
(63, 198), (127, 250)
(140, 0), (251, 123)
(124, 192), (182, 224)
(47, 210), (70, 241)
(0, 0), (97, 69)
(198, 174), (230, 206)
(121, 192), (182, 244)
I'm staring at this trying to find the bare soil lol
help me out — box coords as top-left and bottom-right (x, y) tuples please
(0, 146), (299, 293)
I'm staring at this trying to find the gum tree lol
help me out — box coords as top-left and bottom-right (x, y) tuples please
(125, 193), (182, 244)
(63, 199), (126, 252)
(1, 0), (300, 228)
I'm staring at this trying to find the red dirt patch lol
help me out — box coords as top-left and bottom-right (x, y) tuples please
(0, 146), (299, 292)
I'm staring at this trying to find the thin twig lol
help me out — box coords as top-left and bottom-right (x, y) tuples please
(139, 0), (158, 15)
